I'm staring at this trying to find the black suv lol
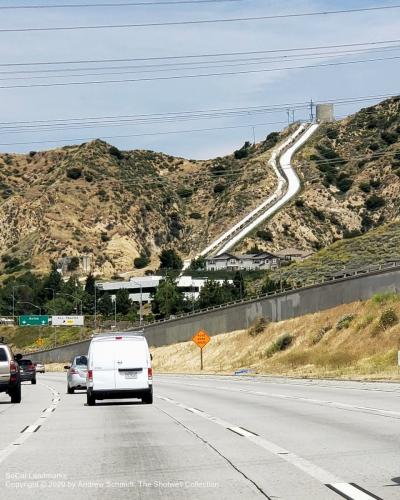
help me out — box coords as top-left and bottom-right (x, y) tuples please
(0, 337), (21, 403)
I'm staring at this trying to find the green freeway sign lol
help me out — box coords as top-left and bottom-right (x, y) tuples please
(19, 315), (50, 326)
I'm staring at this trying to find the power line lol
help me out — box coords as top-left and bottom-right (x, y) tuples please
(0, 93), (395, 131)
(2, 39), (398, 67)
(0, 55), (398, 89)
(2, 45), (400, 79)
(0, 5), (399, 32)
(0, 120), (292, 147)
(0, 0), (250, 9)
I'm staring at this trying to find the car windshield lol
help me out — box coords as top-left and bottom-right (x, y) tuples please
(74, 356), (87, 366)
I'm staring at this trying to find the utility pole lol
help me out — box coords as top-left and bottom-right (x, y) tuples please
(292, 110), (295, 123)
(286, 109), (290, 125)
(114, 296), (117, 328)
(252, 126), (256, 146)
(310, 99), (314, 122)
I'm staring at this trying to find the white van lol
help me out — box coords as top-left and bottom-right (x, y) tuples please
(86, 333), (153, 406)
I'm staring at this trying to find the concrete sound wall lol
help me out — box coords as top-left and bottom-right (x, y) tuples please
(28, 266), (400, 363)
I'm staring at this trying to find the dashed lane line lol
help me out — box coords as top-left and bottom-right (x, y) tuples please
(0, 384), (61, 465)
(157, 395), (382, 500)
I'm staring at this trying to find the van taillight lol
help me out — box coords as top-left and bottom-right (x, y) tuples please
(10, 360), (18, 373)
(148, 368), (153, 379)
(88, 370), (93, 380)
(115, 336), (122, 340)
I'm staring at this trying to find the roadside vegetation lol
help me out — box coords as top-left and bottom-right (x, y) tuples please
(152, 292), (400, 380)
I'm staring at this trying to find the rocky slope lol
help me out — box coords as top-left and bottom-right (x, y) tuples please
(0, 129), (286, 276)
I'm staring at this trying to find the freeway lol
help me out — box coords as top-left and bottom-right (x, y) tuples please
(0, 373), (400, 500)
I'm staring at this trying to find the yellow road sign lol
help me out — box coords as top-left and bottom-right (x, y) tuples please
(192, 329), (210, 349)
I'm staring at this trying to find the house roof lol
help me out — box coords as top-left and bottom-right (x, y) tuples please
(206, 252), (237, 261)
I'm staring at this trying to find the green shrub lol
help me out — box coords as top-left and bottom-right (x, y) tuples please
(109, 146), (123, 159)
(213, 183), (226, 194)
(310, 325), (331, 345)
(381, 131), (398, 145)
(134, 254), (150, 269)
(379, 308), (398, 329)
(100, 232), (110, 242)
(248, 317), (269, 337)
(295, 198), (305, 208)
(256, 229), (273, 242)
(336, 176), (353, 192)
(66, 167), (82, 180)
(265, 333), (293, 357)
(326, 127), (338, 139)
(359, 181), (371, 193)
(67, 256), (79, 271)
(189, 212), (202, 219)
(177, 187), (193, 198)
(369, 143), (380, 151)
(336, 314), (354, 330)
(372, 291), (400, 304)
(365, 195), (385, 211)
(369, 178), (381, 189)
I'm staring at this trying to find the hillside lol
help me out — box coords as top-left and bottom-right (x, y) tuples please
(152, 292), (400, 380)
(0, 130), (287, 277)
(268, 220), (400, 286)
(238, 96), (400, 254)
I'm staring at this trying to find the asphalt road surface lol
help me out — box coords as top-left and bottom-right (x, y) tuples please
(1, 373), (400, 500)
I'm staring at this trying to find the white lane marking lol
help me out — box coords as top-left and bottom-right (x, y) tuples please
(156, 395), (382, 498)
(22, 424), (41, 433)
(328, 483), (381, 500)
(228, 426), (258, 437)
(0, 383), (61, 466)
(161, 380), (400, 418)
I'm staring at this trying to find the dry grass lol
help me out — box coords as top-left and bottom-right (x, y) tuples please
(152, 293), (400, 380)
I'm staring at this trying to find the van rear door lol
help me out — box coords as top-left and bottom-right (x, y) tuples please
(113, 337), (149, 391)
(91, 339), (116, 390)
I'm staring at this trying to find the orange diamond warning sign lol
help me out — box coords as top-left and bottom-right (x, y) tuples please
(192, 329), (210, 349)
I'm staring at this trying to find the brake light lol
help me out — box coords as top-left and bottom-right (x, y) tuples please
(148, 367), (153, 379)
(87, 370), (93, 380)
(70, 368), (78, 374)
(115, 336), (123, 340)
(10, 360), (18, 373)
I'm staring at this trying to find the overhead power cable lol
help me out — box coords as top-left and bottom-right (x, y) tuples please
(0, 93), (395, 132)
(0, 5), (399, 32)
(0, 0), (249, 9)
(0, 120), (293, 147)
(2, 39), (398, 67)
(2, 45), (400, 80)
(0, 55), (398, 89)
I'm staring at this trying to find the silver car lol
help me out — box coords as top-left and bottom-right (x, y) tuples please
(65, 355), (88, 394)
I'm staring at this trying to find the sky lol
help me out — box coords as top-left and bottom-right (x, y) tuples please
(0, 0), (399, 159)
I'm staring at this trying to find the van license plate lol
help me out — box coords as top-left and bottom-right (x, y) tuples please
(124, 372), (138, 379)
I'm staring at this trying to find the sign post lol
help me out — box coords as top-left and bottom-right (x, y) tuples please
(192, 329), (211, 371)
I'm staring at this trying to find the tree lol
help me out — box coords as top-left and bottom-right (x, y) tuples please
(42, 262), (62, 299)
(84, 273), (96, 296)
(233, 272), (245, 299)
(67, 256), (80, 272)
(98, 292), (113, 316)
(44, 297), (75, 315)
(190, 256), (206, 271)
(115, 289), (133, 315)
(134, 254), (150, 269)
(159, 249), (183, 270)
(151, 278), (184, 318)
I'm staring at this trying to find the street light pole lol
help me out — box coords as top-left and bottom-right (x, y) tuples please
(114, 296), (117, 328)
(94, 283), (97, 330)
(17, 301), (41, 315)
